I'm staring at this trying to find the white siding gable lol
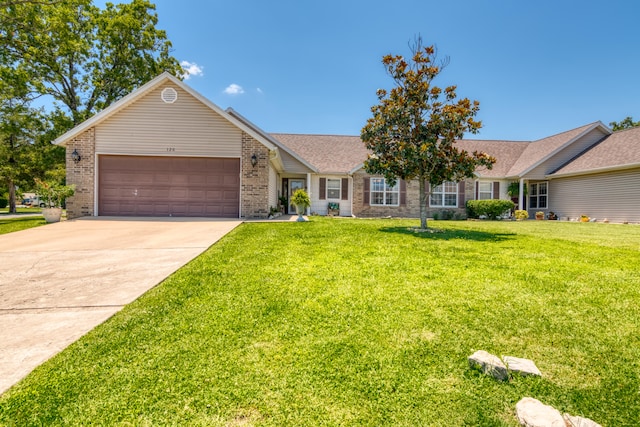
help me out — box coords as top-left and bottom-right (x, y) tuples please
(96, 83), (242, 157)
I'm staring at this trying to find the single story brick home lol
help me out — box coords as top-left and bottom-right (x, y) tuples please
(55, 72), (640, 223)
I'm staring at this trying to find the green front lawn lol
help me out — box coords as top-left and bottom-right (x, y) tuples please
(1, 219), (639, 425)
(0, 207), (42, 214)
(0, 216), (46, 235)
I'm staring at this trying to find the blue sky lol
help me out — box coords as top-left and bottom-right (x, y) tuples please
(134, 0), (639, 140)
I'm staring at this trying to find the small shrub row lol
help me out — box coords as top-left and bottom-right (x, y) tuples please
(432, 210), (466, 220)
(0, 198), (8, 209)
(466, 199), (515, 220)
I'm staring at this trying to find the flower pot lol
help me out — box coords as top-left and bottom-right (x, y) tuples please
(295, 204), (307, 222)
(42, 207), (62, 223)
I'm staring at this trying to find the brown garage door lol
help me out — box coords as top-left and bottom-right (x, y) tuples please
(98, 155), (240, 217)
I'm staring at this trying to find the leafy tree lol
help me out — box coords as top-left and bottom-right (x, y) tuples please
(361, 38), (495, 229)
(0, 66), (46, 213)
(1, 0), (183, 125)
(609, 116), (640, 131)
(0, 0), (181, 210)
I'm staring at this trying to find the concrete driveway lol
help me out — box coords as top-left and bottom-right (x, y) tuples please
(0, 217), (241, 394)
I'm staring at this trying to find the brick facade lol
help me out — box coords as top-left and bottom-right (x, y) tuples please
(351, 170), (474, 218)
(66, 128), (96, 219)
(241, 132), (270, 218)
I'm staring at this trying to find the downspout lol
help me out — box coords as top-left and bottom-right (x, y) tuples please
(518, 178), (525, 211)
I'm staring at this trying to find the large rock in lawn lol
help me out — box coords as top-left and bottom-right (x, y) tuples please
(503, 356), (542, 377)
(468, 350), (508, 381)
(515, 397), (565, 427)
(563, 414), (602, 427)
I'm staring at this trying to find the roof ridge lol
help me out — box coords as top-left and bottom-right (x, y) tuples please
(270, 132), (360, 138)
(532, 121), (600, 142)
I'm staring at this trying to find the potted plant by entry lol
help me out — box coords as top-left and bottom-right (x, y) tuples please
(278, 194), (288, 213)
(290, 188), (311, 222)
(35, 178), (75, 223)
(535, 211), (544, 220)
(514, 210), (529, 221)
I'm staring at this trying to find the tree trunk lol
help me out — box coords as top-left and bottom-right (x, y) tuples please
(8, 178), (16, 214)
(419, 177), (428, 229)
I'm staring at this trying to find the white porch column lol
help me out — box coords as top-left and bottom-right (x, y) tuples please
(518, 178), (525, 210)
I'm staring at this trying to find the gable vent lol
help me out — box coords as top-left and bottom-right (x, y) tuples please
(161, 87), (178, 104)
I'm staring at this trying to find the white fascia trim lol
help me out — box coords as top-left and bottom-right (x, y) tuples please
(517, 121), (611, 176)
(54, 72), (174, 146)
(226, 108), (318, 173)
(349, 163), (365, 174)
(54, 72), (276, 152)
(546, 162), (640, 179)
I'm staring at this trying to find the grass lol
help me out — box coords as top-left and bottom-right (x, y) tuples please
(0, 216), (46, 235)
(0, 207), (42, 214)
(1, 218), (639, 426)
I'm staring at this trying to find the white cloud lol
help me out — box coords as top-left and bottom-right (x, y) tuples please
(223, 83), (245, 95)
(256, 87), (264, 94)
(180, 61), (204, 80)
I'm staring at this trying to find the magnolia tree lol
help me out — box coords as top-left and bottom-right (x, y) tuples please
(361, 38), (495, 229)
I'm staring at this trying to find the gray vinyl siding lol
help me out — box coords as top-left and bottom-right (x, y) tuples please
(95, 83), (242, 157)
(549, 168), (640, 223)
(279, 150), (313, 173)
(525, 128), (608, 180)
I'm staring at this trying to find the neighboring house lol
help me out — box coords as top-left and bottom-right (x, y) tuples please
(55, 72), (640, 223)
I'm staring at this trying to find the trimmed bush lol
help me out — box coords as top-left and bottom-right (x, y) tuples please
(466, 199), (515, 220)
(0, 198), (7, 209)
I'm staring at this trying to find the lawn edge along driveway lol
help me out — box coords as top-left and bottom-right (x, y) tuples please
(0, 217), (241, 395)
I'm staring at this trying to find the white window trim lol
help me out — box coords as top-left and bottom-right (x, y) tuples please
(529, 181), (548, 209)
(477, 181), (493, 200)
(430, 181), (458, 208)
(326, 178), (341, 200)
(370, 177), (400, 206)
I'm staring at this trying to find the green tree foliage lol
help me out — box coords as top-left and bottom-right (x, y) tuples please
(1, 0), (183, 125)
(0, 0), (181, 209)
(361, 37), (496, 229)
(609, 116), (640, 131)
(0, 66), (46, 212)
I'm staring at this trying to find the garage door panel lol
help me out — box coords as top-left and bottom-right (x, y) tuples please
(99, 155), (240, 217)
(154, 173), (171, 184)
(223, 190), (239, 200)
(189, 175), (206, 185)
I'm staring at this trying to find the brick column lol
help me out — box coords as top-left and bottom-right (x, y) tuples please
(241, 132), (270, 218)
(66, 128), (96, 219)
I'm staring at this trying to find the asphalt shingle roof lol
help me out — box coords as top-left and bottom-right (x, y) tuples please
(270, 122), (639, 180)
(457, 139), (529, 178)
(505, 122), (598, 177)
(270, 133), (369, 174)
(552, 126), (640, 176)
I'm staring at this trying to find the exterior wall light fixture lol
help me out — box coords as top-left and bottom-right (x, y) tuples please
(71, 149), (81, 163)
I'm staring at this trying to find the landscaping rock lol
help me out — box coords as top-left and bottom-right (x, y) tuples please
(468, 350), (508, 381)
(515, 397), (565, 427)
(503, 356), (542, 377)
(563, 414), (602, 427)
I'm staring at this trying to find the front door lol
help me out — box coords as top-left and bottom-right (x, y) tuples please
(288, 179), (305, 214)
